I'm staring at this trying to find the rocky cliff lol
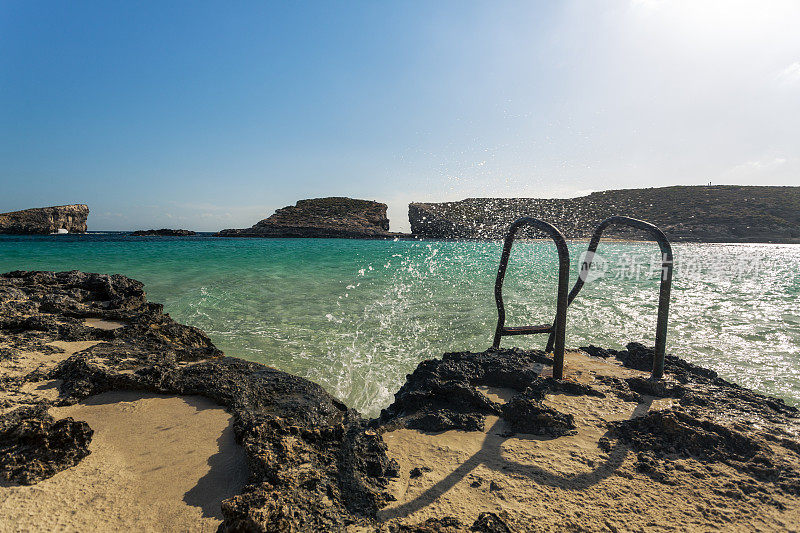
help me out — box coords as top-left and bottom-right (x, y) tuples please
(0, 205), (89, 235)
(216, 197), (394, 238)
(409, 186), (800, 242)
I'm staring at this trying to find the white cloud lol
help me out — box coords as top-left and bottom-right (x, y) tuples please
(728, 157), (787, 176)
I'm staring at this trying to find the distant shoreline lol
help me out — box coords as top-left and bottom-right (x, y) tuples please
(3, 231), (800, 245)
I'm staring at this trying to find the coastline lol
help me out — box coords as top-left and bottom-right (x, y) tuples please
(2, 270), (799, 531)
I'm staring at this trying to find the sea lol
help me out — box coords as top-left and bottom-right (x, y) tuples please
(1, 232), (799, 417)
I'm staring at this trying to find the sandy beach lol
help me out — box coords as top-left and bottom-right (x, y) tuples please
(0, 391), (247, 533)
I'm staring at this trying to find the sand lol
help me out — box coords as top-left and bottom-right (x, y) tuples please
(0, 391), (248, 533)
(379, 351), (800, 531)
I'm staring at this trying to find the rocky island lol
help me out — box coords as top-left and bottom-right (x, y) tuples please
(0, 205), (89, 235)
(130, 229), (197, 236)
(2, 270), (799, 531)
(215, 197), (397, 238)
(409, 185), (800, 242)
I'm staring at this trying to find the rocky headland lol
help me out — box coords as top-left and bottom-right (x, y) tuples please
(1, 271), (799, 531)
(0, 205), (89, 235)
(409, 185), (800, 242)
(130, 229), (197, 236)
(216, 197), (399, 238)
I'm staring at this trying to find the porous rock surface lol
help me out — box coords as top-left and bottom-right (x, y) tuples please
(0, 404), (92, 485)
(216, 197), (396, 238)
(0, 205), (89, 235)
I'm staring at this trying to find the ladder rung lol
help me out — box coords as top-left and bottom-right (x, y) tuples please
(501, 324), (552, 335)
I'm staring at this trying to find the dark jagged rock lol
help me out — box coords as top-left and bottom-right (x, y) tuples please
(408, 186), (800, 243)
(378, 349), (602, 435)
(0, 404), (92, 485)
(501, 390), (576, 436)
(378, 349), (554, 432)
(0, 205), (89, 235)
(579, 345), (613, 358)
(216, 197), (400, 239)
(0, 270), (398, 532)
(470, 512), (514, 533)
(500, 377), (603, 436)
(387, 517), (462, 532)
(611, 410), (800, 495)
(625, 376), (686, 398)
(130, 228), (197, 236)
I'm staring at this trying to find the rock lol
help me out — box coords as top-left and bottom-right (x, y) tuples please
(471, 512), (514, 532)
(408, 186), (800, 243)
(501, 388), (576, 437)
(378, 349), (552, 432)
(610, 409), (800, 495)
(0, 205), (89, 235)
(0, 405), (93, 485)
(216, 197), (399, 238)
(388, 517), (462, 532)
(130, 229), (197, 236)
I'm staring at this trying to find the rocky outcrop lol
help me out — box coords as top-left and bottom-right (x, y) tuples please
(0, 205), (89, 235)
(130, 229), (197, 236)
(409, 186), (800, 242)
(216, 197), (395, 238)
(0, 404), (93, 485)
(0, 270), (397, 531)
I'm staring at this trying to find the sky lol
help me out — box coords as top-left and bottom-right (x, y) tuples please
(1, 1), (799, 232)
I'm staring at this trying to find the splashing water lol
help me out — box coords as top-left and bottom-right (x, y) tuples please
(1, 234), (799, 416)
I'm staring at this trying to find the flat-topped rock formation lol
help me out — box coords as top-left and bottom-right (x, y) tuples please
(130, 228), (197, 236)
(0, 205), (89, 235)
(409, 185), (800, 242)
(216, 197), (396, 238)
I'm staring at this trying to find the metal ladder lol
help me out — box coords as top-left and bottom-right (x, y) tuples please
(491, 218), (570, 379)
(491, 216), (673, 381)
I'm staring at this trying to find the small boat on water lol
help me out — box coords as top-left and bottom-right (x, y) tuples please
(51, 228), (69, 235)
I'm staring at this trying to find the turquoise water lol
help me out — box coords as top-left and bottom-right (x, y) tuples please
(1, 233), (799, 416)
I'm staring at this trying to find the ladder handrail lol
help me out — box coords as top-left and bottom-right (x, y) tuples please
(492, 217), (570, 380)
(545, 216), (673, 380)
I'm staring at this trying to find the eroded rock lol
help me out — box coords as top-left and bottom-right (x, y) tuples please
(0, 404), (92, 485)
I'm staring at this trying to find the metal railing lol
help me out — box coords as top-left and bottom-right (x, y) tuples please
(491, 217), (570, 379)
(545, 216), (673, 380)
(492, 216), (673, 381)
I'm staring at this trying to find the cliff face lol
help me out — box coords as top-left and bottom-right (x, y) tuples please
(0, 205), (89, 235)
(409, 186), (800, 242)
(216, 197), (393, 238)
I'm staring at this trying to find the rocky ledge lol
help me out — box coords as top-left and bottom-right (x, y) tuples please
(2, 271), (799, 531)
(0, 205), (89, 235)
(130, 229), (197, 236)
(215, 197), (398, 238)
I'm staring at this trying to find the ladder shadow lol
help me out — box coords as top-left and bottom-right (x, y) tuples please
(379, 398), (653, 521)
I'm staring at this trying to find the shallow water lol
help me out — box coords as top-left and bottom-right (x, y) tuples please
(1, 233), (799, 416)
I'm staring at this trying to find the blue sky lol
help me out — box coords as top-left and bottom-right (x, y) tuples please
(2, 1), (799, 231)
